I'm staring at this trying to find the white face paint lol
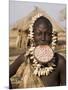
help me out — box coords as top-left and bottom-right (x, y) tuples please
(33, 45), (54, 63)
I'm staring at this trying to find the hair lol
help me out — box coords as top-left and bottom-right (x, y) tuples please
(33, 16), (53, 32)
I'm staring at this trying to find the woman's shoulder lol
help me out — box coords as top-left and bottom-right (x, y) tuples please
(54, 52), (66, 68)
(55, 52), (65, 61)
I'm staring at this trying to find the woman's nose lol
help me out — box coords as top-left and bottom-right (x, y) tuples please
(41, 33), (45, 41)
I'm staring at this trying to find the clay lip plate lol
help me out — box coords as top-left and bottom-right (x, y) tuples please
(33, 45), (54, 64)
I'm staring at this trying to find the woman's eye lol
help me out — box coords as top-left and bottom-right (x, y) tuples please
(37, 32), (41, 35)
(35, 32), (41, 36)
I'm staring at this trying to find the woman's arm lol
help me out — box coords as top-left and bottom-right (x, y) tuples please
(9, 52), (25, 78)
(58, 54), (66, 85)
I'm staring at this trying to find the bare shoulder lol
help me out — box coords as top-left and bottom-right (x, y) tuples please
(57, 53), (66, 63)
(55, 53), (66, 70)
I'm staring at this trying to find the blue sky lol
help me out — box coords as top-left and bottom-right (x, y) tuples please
(9, 0), (66, 29)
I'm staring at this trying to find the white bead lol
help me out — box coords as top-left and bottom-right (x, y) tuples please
(30, 51), (33, 54)
(33, 59), (36, 62)
(37, 64), (41, 67)
(52, 36), (57, 40)
(51, 63), (56, 66)
(52, 46), (56, 50)
(49, 67), (54, 72)
(52, 42), (56, 46)
(33, 68), (38, 75)
(42, 69), (46, 75)
(52, 39), (57, 42)
(38, 71), (41, 77)
(29, 47), (35, 51)
(40, 70), (43, 75)
(30, 56), (34, 59)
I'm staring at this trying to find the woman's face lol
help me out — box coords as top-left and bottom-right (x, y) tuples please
(34, 23), (52, 46)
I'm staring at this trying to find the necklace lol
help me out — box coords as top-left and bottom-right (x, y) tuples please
(32, 58), (56, 77)
(25, 45), (56, 77)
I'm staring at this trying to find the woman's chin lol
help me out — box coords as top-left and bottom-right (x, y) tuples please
(38, 43), (49, 46)
(35, 41), (50, 46)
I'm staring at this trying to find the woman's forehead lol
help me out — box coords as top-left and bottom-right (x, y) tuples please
(34, 24), (52, 33)
(38, 23), (47, 28)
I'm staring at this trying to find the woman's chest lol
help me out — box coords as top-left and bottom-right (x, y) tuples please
(40, 68), (60, 86)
